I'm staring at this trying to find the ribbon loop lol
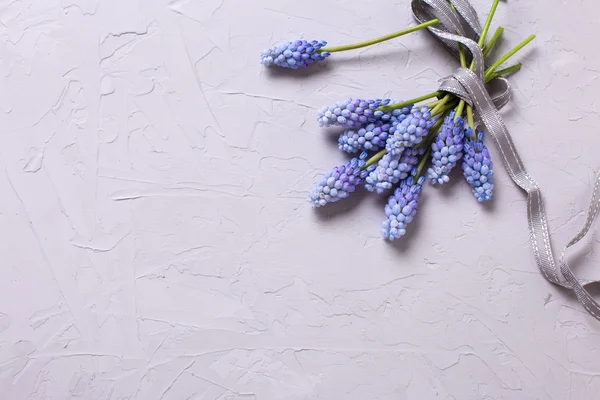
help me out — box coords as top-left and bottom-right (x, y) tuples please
(414, 0), (600, 320)
(448, 0), (482, 36)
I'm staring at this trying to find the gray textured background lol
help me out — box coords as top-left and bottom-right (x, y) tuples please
(1, 0), (600, 398)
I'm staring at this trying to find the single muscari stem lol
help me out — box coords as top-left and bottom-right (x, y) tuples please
(483, 26), (504, 57)
(428, 98), (442, 109)
(430, 94), (452, 115)
(485, 34), (536, 76)
(379, 92), (442, 113)
(487, 63), (521, 80)
(468, 0), (500, 70)
(458, 43), (467, 66)
(455, 100), (465, 120)
(433, 98), (459, 117)
(363, 149), (387, 169)
(467, 105), (475, 131)
(479, 0), (501, 48)
(415, 146), (432, 178)
(318, 19), (440, 53)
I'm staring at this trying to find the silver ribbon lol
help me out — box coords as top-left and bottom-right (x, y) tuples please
(413, 0), (600, 320)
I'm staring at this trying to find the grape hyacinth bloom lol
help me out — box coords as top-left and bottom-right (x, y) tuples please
(381, 175), (426, 240)
(462, 130), (494, 202)
(261, 40), (330, 69)
(427, 112), (465, 185)
(338, 109), (410, 153)
(365, 148), (425, 194)
(386, 106), (436, 156)
(317, 98), (408, 128)
(308, 152), (374, 208)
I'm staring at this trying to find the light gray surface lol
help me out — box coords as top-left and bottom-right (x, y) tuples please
(1, 0), (600, 398)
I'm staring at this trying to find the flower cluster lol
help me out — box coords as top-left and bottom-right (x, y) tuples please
(308, 96), (439, 239)
(308, 95), (496, 240)
(261, 40), (329, 69)
(262, 0), (533, 240)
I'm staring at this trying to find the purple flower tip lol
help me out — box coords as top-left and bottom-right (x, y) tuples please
(261, 40), (329, 69)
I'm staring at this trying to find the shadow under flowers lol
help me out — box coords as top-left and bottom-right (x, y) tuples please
(265, 61), (333, 79)
(437, 167), (498, 212)
(322, 127), (345, 148)
(314, 187), (370, 221)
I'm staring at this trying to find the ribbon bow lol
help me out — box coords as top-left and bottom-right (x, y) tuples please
(414, 0), (600, 320)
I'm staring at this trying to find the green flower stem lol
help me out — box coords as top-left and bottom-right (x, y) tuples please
(479, 0), (500, 48)
(427, 98), (442, 109)
(415, 146), (432, 177)
(437, 96), (459, 113)
(484, 34), (536, 77)
(318, 19), (439, 53)
(378, 91), (442, 113)
(483, 26), (504, 57)
(458, 43), (467, 67)
(430, 94), (452, 115)
(363, 149), (387, 169)
(487, 63), (521, 80)
(469, 0), (500, 70)
(467, 105), (475, 130)
(455, 100), (466, 121)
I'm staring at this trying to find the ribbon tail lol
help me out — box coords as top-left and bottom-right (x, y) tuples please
(454, 68), (600, 320)
(413, 0), (600, 321)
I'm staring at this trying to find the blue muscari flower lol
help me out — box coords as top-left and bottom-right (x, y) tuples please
(318, 98), (407, 128)
(381, 175), (426, 240)
(308, 152), (374, 208)
(427, 111), (465, 185)
(261, 40), (330, 69)
(338, 108), (411, 153)
(386, 106), (435, 156)
(365, 147), (424, 194)
(462, 130), (494, 202)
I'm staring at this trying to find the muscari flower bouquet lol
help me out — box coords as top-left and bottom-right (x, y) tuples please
(261, 0), (533, 241)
